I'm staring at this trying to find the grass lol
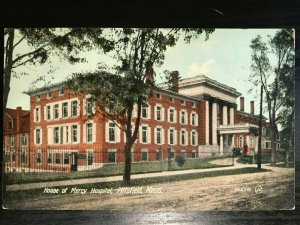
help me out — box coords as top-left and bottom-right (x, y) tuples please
(3, 167), (269, 207)
(4, 156), (234, 185)
(236, 152), (286, 164)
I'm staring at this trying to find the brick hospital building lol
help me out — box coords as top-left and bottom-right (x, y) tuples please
(5, 72), (275, 171)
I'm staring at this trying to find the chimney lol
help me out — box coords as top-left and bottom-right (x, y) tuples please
(170, 71), (179, 93)
(16, 106), (22, 133)
(240, 97), (244, 112)
(250, 101), (254, 114)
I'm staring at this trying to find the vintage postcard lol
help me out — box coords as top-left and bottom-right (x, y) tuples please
(3, 28), (295, 211)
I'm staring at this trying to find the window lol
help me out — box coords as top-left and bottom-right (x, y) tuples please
(54, 104), (59, 119)
(87, 123), (93, 142)
(239, 136), (243, 147)
(5, 153), (10, 162)
(35, 107), (40, 122)
(156, 93), (160, 98)
(142, 126), (148, 143)
(60, 127), (64, 144)
(276, 143), (280, 150)
(47, 91), (52, 98)
(71, 100), (78, 116)
(142, 106), (148, 118)
(8, 121), (13, 129)
(88, 152), (93, 165)
(169, 97), (173, 102)
(21, 152), (27, 164)
(109, 122), (115, 142)
(36, 152), (42, 164)
(156, 106), (162, 121)
(191, 113), (196, 126)
(36, 95), (40, 101)
(72, 125), (78, 143)
(181, 111), (186, 124)
(62, 102), (68, 118)
(47, 105), (51, 120)
(192, 102), (196, 108)
(59, 88), (64, 96)
(21, 134), (27, 146)
(141, 150), (148, 161)
(86, 98), (93, 115)
(9, 135), (14, 146)
(181, 130), (186, 145)
(108, 151), (116, 163)
(169, 129), (175, 145)
(36, 129), (41, 144)
(192, 131), (196, 145)
(156, 127), (162, 144)
(48, 152), (52, 164)
(54, 127), (59, 144)
(12, 152), (16, 162)
(64, 153), (69, 164)
(55, 153), (61, 164)
(169, 109), (175, 122)
(66, 126), (69, 143)
(192, 152), (196, 158)
(181, 99), (185, 105)
(265, 141), (271, 149)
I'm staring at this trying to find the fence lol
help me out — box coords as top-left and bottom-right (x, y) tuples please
(3, 147), (234, 184)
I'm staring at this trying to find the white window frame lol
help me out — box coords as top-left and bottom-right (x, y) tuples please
(108, 149), (117, 163)
(168, 107), (177, 123)
(168, 128), (177, 145)
(190, 112), (198, 126)
(21, 133), (27, 146)
(35, 106), (41, 122)
(35, 128), (42, 145)
(180, 110), (187, 125)
(141, 149), (148, 161)
(62, 102), (68, 118)
(191, 130), (198, 146)
(155, 104), (164, 121)
(180, 129), (187, 146)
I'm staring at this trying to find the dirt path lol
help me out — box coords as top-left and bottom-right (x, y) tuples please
(5, 166), (294, 211)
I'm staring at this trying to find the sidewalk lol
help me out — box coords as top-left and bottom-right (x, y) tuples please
(6, 160), (259, 191)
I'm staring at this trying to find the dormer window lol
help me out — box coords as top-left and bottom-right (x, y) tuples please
(47, 91), (52, 98)
(156, 93), (161, 98)
(181, 99), (185, 105)
(36, 95), (40, 101)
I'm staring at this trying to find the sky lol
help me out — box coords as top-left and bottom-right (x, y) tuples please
(7, 28), (278, 114)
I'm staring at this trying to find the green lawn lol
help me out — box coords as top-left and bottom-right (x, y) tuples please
(5, 156), (234, 185)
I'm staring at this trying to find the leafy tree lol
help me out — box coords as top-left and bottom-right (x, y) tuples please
(249, 29), (294, 166)
(67, 28), (214, 185)
(3, 28), (105, 114)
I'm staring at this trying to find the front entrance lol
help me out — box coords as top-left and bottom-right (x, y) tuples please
(70, 152), (78, 171)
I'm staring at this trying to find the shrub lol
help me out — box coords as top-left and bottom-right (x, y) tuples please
(175, 156), (186, 167)
(232, 148), (241, 157)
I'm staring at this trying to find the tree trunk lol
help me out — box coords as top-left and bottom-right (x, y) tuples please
(123, 140), (133, 185)
(271, 131), (277, 166)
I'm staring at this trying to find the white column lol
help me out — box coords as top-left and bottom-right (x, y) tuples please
(223, 106), (228, 125)
(212, 102), (217, 145)
(255, 136), (258, 153)
(220, 134), (223, 155)
(230, 108), (234, 125)
(205, 101), (210, 145)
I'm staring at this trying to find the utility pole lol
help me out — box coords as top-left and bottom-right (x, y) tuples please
(257, 85), (263, 169)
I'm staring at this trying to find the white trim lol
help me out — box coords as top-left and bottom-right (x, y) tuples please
(168, 107), (177, 123)
(206, 101), (209, 144)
